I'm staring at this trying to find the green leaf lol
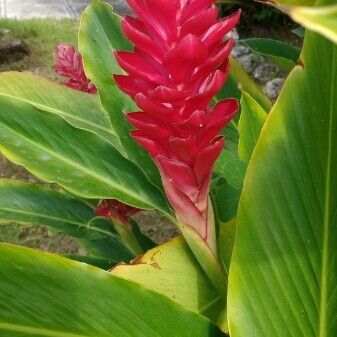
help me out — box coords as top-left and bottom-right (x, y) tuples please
(112, 236), (223, 323)
(0, 243), (225, 337)
(228, 26), (337, 337)
(84, 217), (135, 260)
(229, 57), (272, 112)
(112, 221), (236, 329)
(0, 72), (122, 152)
(0, 96), (171, 216)
(221, 119), (240, 158)
(0, 179), (133, 261)
(242, 38), (301, 72)
(218, 219), (236, 278)
(238, 92), (267, 161)
(217, 75), (242, 101)
(78, 0), (162, 188)
(214, 150), (247, 189)
(130, 219), (156, 251)
(216, 219), (236, 333)
(65, 254), (116, 269)
(292, 26), (306, 38)
(211, 176), (241, 224)
(287, 4), (337, 44)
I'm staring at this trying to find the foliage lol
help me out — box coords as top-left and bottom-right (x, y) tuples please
(0, 0), (336, 336)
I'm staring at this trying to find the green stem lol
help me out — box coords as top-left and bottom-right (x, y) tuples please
(113, 221), (143, 256)
(176, 199), (227, 296)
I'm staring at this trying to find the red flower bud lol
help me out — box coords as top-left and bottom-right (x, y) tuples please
(54, 43), (97, 94)
(96, 200), (140, 226)
(115, 1), (240, 245)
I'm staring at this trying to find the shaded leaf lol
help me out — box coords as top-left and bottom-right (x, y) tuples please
(130, 219), (156, 251)
(65, 254), (116, 270)
(211, 176), (241, 224)
(214, 150), (247, 189)
(242, 38), (301, 72)
(0, 179), (133, 261)
(292, 26), (306, 37)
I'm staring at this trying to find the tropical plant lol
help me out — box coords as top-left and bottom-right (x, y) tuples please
(0, 0), (335, 336)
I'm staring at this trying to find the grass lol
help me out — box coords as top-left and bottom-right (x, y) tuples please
(0, 18), (78, 77)
(0, 18), (83, 253)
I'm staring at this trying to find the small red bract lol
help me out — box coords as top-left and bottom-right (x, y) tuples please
(96, 200), (140, 226)
(115, 0), (240, 240)
(54, 43), (97, 94)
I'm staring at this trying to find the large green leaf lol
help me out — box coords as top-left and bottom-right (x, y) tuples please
(242, 38), (301, 72)
(0, 72), (122, 151)
(287, 5), (337, 44)
(0, 243), (225, 337)
(228, 21), (337, 337)
(0, 179), (133, 261)
(0, 96), (171, 216)
(79, 0), (162, 188)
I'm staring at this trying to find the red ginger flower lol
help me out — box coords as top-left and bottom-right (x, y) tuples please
(114, 0), (240, 250)
(54, 43), (97, 94)
(96, 200), (140, 226)
(54, 43), (140, 226)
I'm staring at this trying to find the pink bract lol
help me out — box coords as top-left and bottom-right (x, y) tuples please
(54, 43), (97, 94)
(115, 0), (240, 241)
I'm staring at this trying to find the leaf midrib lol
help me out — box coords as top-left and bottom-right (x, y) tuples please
(0, 93), (116, 139)
(0, 322), (92, 337)
(318, 45), (336, 337)
(0, 207), (116, 237)
(199, 295), (223, 314)
(0, 122), (151, 209)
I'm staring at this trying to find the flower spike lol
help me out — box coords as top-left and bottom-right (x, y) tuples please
(116, 1), (240, 288)
(54, 43), (97, 94)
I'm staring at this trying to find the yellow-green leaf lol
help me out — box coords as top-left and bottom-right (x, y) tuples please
(228, 18), (337, 337)
(287, 5), (337, 44)
(238, 92), (267, 161)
